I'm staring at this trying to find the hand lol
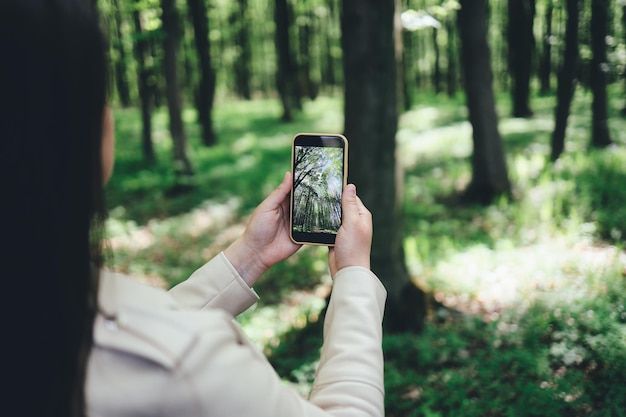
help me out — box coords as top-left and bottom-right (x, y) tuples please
(224, 172), (302, 286)
(328, 184), (372, 277)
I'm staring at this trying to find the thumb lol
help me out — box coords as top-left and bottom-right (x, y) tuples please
(265, 172), (292, 205)
(341, 184), (358, 220)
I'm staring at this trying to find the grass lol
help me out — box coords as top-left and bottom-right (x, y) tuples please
(104, 88), (626, 416)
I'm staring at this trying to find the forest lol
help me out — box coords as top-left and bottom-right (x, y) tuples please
(98, 0), (626, 415)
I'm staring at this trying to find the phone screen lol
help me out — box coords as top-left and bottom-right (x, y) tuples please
(290, 133), (348, 246)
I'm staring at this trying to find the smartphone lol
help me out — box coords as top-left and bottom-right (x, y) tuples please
(290, 133), (348, 246)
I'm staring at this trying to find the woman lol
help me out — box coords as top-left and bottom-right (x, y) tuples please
(1, 1), (386, 416)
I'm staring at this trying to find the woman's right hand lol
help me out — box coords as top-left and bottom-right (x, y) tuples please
(328, 184), (372, 277)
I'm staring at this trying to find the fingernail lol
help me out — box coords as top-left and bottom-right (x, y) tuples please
(346, 184), (356, 196)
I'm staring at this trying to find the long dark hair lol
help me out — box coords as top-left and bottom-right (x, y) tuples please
(0, 0), (108, 415)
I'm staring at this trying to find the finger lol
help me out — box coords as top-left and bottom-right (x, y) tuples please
(261, 172), (292, 208)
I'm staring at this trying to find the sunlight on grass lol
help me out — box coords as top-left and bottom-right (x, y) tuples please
(106, 197), (243, 286)
(402, 107), (626, 321)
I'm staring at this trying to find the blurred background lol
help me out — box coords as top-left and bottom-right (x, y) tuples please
(97, 0), (625, 415)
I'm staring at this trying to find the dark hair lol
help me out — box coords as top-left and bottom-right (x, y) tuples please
(0, 0), (108, 416)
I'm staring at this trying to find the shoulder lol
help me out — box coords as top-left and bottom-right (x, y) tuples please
(88, 272), (265, 416)
(92, 271), (256, 368)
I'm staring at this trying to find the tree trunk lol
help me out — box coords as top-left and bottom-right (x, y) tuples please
(539, 1), (553, 95)
(432, 27), (442, 94)
(321, 3), (338, 89)
(342, 0), (426, 333)
(161, 0), (194, 177)
(395, 0), (410, 112)
(507, 0), (536, 117)
(111, 0), (131, 107)
(400, 28), (413, 111)
(622, 5), (626, 115)
(132, 3), (155, 163)
(298, 11), (318, 100)
(231, 0), (252, 100)
(275, 0), (301, 121)
(446, 17), (458, 97)
(188, 0), (217, 146)
(590, 0), (613, 148)
(551, 0), (580, 161)
(458, 0), (511, 204)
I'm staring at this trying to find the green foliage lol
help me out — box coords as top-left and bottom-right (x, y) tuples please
(383, 264), (626, 417)
(553, 149), (626, 245)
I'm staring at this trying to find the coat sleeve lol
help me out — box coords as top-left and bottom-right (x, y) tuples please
(309, 266), (387, 416)
(168, 251), (259, 316)
(162, 266), (387, 417)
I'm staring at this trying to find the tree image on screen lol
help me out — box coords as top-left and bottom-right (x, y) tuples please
(293, 146), (343, 234)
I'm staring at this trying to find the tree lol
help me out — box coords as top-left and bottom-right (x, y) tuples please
(188, 0), (217, 146)
(589, 0), (613, 147)
(230, 0), (252, 99)
(431, 26), (442, 94)
(111, 0), (132, 107)
(507, 0), (536, 117)
(275, 0), (301, 121)
(445, 9), (459, 97)
(297, 8), (319, 100)
(551, 0), (581, 161)
(320, 0), (341, 89)
(622, 3), (626, 115)
(458, 0), (511, 203)
(161, 0), (194, 177)
(538, 0), (554, 95)
(342, 0), (427, 333)
(132, 1), (156, 163)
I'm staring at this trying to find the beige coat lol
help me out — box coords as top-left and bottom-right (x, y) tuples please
(87, 252), (387, 417)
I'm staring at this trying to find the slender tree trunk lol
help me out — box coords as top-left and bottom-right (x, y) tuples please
(299, 10), (318, 100)
(459, 0), (511, 204)
(132, 4), (155, 163)
(275, 0), (301, 121)
(231, 0), (252, 99)
(342, 0), (426, 333)
(539, 1), (554, 95)
(181, 29), (195, 97)
(551, 0), (580, 161)
(401, 28), (412, 111)
(149, 35), (165, 109)
(394, 0), (409, 112)
(161, 0), (194, 177)
(111, 0), (131, 107)
(188, 0), (217, 146)
(322, 11), (337, 88)
(622, 5), (626, 115)
(590, 0), (613, 148)
(507, 0), (536, 117)
(319, 0), (341, 90)
(432, 27), (442, 94)
(446, 17), (458, 97)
